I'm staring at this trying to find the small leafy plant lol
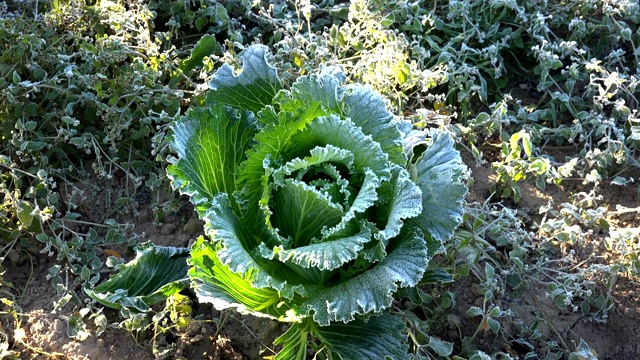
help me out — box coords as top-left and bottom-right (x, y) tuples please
(89, 45), (467, 359)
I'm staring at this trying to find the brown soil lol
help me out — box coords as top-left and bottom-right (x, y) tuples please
(455, 148), (640, 359)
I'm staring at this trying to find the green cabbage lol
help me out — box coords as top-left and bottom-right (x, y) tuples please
(90, 45), (468, 359)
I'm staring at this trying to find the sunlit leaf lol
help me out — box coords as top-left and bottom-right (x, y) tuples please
(86, 244), (190, 312)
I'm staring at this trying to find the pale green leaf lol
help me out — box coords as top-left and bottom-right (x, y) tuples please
(272, 145), (355, 184)
(466, 306), (484, 317)
(276, 68), (405, 167)
(208, 45), (282, 112)
(428, 336), (453, 356)
(274, 324), (308, 360)
(522, 134), (533, 157)
(568, 339), (598, 360)
(323, 168), (380, 237)
(344, 85), (406, 165)
(410, 130), (467, 242)
(276, 67), (345, 122)
(295, 115), (391, 181)
(16, 200), (35, 228)
(375, 165), (423, 245)
(236, 110), (311, 217)
(269, 145), (355, 211)
(200, 194), (307, 300)
(168, 104), (255, 212)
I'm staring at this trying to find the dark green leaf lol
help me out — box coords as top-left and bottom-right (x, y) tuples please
(313, 314), (410, 360)
(170, 35), (219, 87)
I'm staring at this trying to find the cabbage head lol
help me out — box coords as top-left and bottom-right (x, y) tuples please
(91, 45), (468, 359)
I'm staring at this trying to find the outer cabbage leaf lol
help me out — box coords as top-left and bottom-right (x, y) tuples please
(275, 67), (345, 122)
(208, 44), (282, 112)
(86, 244), (190, 312)
(397, 120), (424, 157)
(344, 85), (406, 166)
(313, 314), (410, 360)
(410, 130), (467, 243)
(189, 236), (291, 319)
(275, 68), (406, 166)
(301, 227), (428, 325)
(167, 104), (255, 212)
